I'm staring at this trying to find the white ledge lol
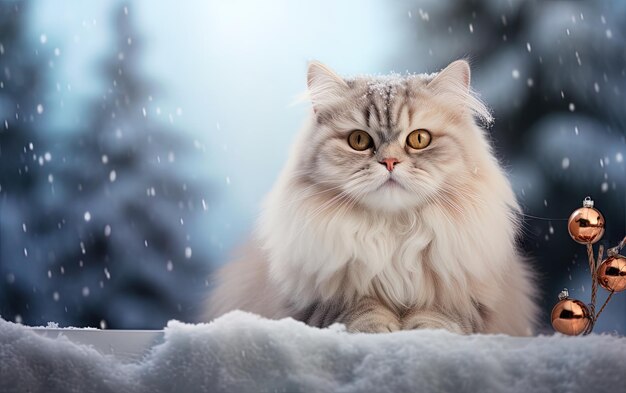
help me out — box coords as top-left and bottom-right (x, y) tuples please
(2, 311), (625, 393)
(31, 327), (164, 363)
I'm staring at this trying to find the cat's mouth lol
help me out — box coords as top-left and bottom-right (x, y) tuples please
(377, 177), (404, 190)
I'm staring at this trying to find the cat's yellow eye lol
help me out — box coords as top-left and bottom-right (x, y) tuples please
(348, 130), (373, 151)
(406, 129), (431, 149)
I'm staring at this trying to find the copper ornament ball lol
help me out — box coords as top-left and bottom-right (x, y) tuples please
(567, 201), (605, 245)
(597, 255), (626, 292)
(551, 298), (591, 336)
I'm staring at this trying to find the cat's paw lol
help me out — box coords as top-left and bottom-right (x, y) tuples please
(347, 319), (401, 334)
(402, 311), (470, 334)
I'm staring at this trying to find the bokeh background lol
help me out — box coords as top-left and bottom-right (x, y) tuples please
(1, 0), (625, 333)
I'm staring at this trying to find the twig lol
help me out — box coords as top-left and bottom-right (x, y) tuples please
(595, 291), (615, 321)
(586, 244), (598, 318)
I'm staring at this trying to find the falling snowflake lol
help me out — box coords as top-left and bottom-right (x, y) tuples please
(561, 157), (570, 169)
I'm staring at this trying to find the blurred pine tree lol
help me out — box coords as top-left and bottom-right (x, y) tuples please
(0, 2), (212, 328)
(0, 1), (52, 326)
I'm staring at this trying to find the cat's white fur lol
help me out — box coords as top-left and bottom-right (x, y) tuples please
(205, 60), (538, 335)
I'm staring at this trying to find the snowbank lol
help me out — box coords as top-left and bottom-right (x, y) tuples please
(1, 311), (625, 393)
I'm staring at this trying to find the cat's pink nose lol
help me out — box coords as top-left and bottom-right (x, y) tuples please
(379, 157), (400, 171)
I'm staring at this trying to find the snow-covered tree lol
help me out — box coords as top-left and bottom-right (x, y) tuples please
(1, 3), (212, 328)
(0, 1), (54, 326)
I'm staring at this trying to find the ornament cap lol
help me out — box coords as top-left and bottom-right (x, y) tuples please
(558, 288), (569, 300)
(582, 196), (594, 208)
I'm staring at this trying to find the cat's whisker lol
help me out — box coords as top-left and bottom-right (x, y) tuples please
(273, 173), (371, 210)
(428, 197), (457, 229)
(294, 174), (374, 238)
(327, 193), (358, 230)
(292, 191), (351, 241)
(276, 183), (347, 210)
(437, 194), (466, 218)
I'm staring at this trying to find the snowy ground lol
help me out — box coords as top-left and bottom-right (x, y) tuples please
(1, 311), (625, 393)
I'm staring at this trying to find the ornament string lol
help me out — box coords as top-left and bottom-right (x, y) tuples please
(583, 239), (621, 334)
(584, 244), (597, 334)
(596, 245), (605, 272)
(583, 244), (613, 334)
(592, 243), (619, 323)
(585, 244), (597, 317)
(595, 291), (615, 321)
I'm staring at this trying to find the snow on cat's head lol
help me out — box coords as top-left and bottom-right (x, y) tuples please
(297, 60), (494, 213)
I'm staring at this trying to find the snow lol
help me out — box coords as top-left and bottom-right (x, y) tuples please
(2, 311), (626, 393)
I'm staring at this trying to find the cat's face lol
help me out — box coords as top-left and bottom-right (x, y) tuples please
(300, 60), (492, 213)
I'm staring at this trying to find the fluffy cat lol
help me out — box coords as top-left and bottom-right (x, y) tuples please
(204, 60), (538, 335)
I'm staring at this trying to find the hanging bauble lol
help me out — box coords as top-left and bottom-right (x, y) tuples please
(551, 290), (592, 336)
(597, 255), (626, 292)
(567, 197), (605, 244)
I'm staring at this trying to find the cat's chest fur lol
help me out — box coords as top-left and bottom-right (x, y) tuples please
(265, 203), (450, 310)
(337, 214), (436, 307)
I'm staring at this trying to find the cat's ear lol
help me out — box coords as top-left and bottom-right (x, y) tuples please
(428, 60), (492, 125)
(428, 59), (471, 93)
(307, 61), (349, 113)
